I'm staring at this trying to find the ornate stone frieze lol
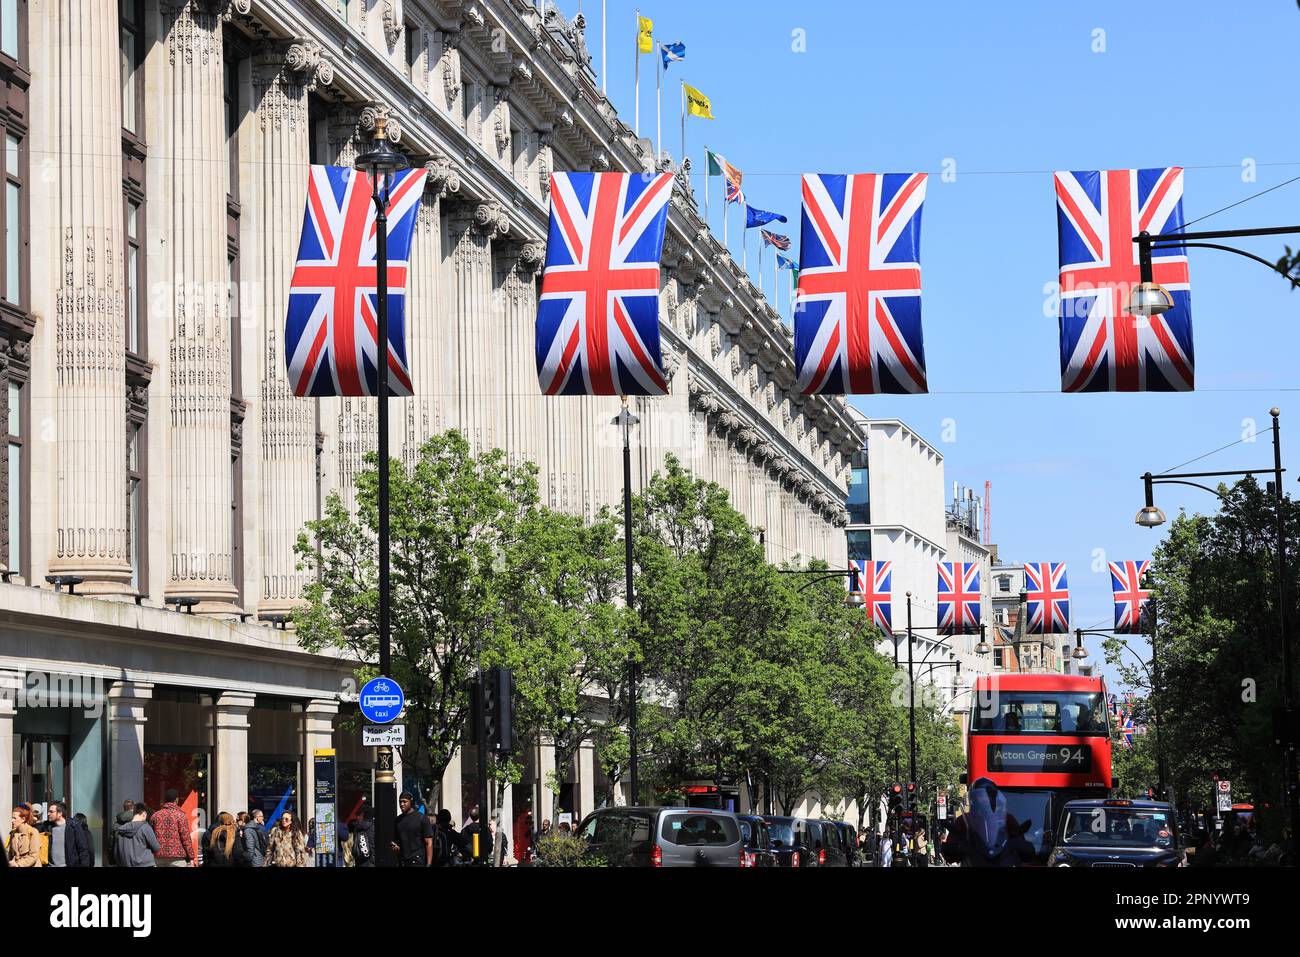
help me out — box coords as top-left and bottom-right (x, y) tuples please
(360, 104), (402, 144)
(472, 201), (511, 238)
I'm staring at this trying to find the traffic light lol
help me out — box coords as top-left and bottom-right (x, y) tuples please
(482, 666), (517, 752)
(888, 783), (903, 813)
(906, 781), (916, 811)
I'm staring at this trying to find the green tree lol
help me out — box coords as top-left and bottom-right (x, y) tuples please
(492, 507), (632, 820)
(293, 430), (538, 804)
(1140, 477), (1300, 811)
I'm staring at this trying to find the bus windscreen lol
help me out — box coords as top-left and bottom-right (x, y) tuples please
(971, 691), (1108, 735)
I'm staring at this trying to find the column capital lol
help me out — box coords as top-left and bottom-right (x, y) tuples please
(215, 690), (256, 713)
(471, 201), (511, 239)
(360, 104), (403, 145)
(422, 151), (462, 199)
(253, 40), (334, 91)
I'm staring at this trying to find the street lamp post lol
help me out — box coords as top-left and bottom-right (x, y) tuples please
(613, 398), (640, 806)
(1135, 408), (1297, 861)
(1073, 625), (1168, 800)
(355, 118), (408, 866)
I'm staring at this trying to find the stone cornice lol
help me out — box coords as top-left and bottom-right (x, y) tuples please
(241, 0), (862, 478)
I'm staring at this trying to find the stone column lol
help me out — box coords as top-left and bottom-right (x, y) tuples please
(576, 743), (594, 822)
(403, 156), (459, 462)
(108, 680), (153, 807)
(299, 697), (338, 827)
(441, 747), (463, 824)
(494, 240), (544, 469)
(445, 200), (509, 454)
(214, 691), (254, 815)
(249, 42), (332, 615)
(47, 0), (132, 594)
(158, 1), (239, 612)
(0, 670), (18, 818)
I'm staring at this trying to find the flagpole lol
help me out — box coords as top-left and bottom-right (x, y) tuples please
(774, 245), (779, 305)
(679, 80), (686, 165)
(703, 145), (709, 224)
(634, 9), (640, 137)
(723, 199), (728, 248)
(601, 0), (607, 95)
(655, 52), (661, 167)
(742, 225), (747, 272)
(758, 239), (764, 295)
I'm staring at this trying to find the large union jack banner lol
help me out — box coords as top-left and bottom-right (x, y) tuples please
(1023, 561), (1071, 634)
(1055, 167), (1193, 392)
(536, 171), (674, 396)
(794, 173), (929, 395)
(1109, 559), (1152, 634)
(851, 559), (893, 632)
(286, 165), (428, 396)
(937, 561), (981, 635)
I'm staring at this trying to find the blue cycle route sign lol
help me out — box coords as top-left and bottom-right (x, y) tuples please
(359, 677), (405, 724)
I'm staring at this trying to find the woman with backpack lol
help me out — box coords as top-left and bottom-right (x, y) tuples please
(346, 808), (377, 867)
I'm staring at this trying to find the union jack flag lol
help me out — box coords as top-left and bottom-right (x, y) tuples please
(1109, 560), (1152, 634)
(1023, 561), (1070, 635)
(1055, 167), (1194, 392)
(536, 172), (674, 396)
(937, 561), (981, 636)
(287, 165), (428, 396)
(794, 173), (928, 395)
(761, 229), (791, 251)
(1120, 713), (1136, 750)
(851, 559), (892, 632)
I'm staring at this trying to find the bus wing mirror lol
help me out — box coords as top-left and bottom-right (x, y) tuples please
(958, 773), (967, 785)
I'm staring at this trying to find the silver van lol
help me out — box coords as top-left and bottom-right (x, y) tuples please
(576, 806), (744, 867)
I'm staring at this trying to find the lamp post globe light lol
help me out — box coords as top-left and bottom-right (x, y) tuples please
(355, 115), (408, 865)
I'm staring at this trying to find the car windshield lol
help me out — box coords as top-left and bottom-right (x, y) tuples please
(1062, 807), (1175, 847)
(971, 691), (1108, 735)
(660, 813), (739, 847)
(766, 822), (797, 847)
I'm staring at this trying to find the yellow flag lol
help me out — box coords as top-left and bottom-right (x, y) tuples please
(637, 15), (653, 54)
(684, 83), (714, 120)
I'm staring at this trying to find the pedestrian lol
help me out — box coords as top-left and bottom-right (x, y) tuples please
(241, 809), (268, 867)
(539, 818), (552, 841)
(43, 801), (92, 867)
(113, 805), (160, 868)
(108, 799), (135, 866)
(878, 827), (893, 868)
(205, 812), (239, 867)
(73, 813), (95, 867)
(462, 805), (493, 864)
(265, 811), (309, 867)
(151, 789), (195, 867)
(435, 808), (467, 863)
(6, 805), (42, 867)
(348, 807), (377, 867)
(392, 792), (433, 866)
(914, 826), (929, 867)
(514, 807), (534, 864)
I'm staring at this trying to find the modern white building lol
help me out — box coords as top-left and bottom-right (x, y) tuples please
(0, 0), (861, 860)
(844, 410), (996, 735)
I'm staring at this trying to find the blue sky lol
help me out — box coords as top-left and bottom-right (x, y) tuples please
(571, 1), (1300, 683)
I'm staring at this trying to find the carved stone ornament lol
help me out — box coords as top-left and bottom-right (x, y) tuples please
(558, 110), (574, 129)
(513, 57), (534, 84)
(361, 105), (402, 144)
(718, 411), (741, 432)
(464, 3), (487, 29)
(518, 241), (546, 275)
(285, 41), (334, 87)
(219, 0), (251, 19)
(473, 201), (511, 238)
(382, 0), (402, 48)
(662, 350), (681, 380)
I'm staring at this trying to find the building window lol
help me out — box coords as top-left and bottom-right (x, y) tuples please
(5, 379), (22, 573)
(3, 133), (18, 306)
(847, 460), (869, 525)
(127, 422), (142, 591)
(124, 199), (142, 352)
(993, 647), (1004, 670)
(998, 574), (1011, 592)
(1, 0), (22, 63)
(120, 1), (143, 136)
(846, 530), (871, 563)
(404, 20), (420, 82)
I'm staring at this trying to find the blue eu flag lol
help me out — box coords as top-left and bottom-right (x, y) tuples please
(746, 204), (787, 229)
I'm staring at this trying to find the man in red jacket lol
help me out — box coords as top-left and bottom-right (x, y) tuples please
(150, 790), (195, 867)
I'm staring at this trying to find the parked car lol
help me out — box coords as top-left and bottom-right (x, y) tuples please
(806, 819), (849, 867)
(737, 814), (777, 868)
(1047, 798), (1186, 868)
(762, 815), (812, 867)
(831, 821), (862, 866)
(575, 806), (744, 867)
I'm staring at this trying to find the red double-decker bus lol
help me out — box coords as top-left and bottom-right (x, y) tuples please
(965, 673), (1112, 863)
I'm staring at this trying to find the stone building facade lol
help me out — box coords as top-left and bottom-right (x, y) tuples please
(0, 0), (861, 855)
